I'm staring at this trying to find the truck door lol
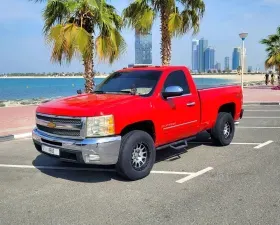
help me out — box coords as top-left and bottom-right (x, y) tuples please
(158, 70), (200, 144)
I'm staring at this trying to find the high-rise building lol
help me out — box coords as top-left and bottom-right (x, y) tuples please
(198, 38), (208, 72)
(248, 66), (253, 72)
(215, 62), (221, 71)
(232, 47), (241, 70)
(204, 47), (215, 71)
(224, 57), (230, 70)
(135, 31), (152, 64)
(192, 40), (199, 72)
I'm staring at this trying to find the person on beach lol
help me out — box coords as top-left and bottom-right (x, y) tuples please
(265, 73), (269, 85)
(271, 73), (275, 86)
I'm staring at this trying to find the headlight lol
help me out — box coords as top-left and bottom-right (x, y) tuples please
(86, 115), (115, 137)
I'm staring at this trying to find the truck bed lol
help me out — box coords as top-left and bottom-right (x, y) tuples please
(197, 85), (243, 131)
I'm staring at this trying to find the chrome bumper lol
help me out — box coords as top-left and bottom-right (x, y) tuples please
(32, 128), (121, 165)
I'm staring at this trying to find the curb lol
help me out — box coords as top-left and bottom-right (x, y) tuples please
(0, 133), (32, 142)
(244, 102), (280, 106)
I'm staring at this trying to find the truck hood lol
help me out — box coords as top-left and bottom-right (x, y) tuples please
(36, 93), (139, 117)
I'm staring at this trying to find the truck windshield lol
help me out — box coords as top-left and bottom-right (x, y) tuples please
(95, 70), (162, 96)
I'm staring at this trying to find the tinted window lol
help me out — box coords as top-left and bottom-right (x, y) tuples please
(96, 70), (162, 96)
(163, 70), (190, 94)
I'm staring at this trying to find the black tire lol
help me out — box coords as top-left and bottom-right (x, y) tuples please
(116, 130), (155, 181)
(211, 112), (235, 146)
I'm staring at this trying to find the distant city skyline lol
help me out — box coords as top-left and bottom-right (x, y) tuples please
(1, 0), (280, 73)
(192, 38), (217, 72)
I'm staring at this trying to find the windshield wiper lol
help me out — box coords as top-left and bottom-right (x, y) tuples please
(93, 90), (106, 94)
(118, 90), (136, 95)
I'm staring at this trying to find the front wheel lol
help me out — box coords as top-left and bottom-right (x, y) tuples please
(116, 130), (155, 181)
(211, 112), (235, 146)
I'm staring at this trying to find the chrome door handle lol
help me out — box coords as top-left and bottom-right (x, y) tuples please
(186, 102), (196, 106)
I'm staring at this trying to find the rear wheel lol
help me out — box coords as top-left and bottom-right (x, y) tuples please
(116, 130), (155, 181)
(211, 112), (235, 146)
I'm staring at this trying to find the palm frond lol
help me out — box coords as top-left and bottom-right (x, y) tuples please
(180, 0), (205, 35)
(122, 0), (155, 34)
(46, 23), (91, 64)
(43, 0), (72, 34)
(168, 11), (182, 37)
(95, 27), (126, 63)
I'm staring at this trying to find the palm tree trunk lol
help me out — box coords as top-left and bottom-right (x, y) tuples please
(83, 37), (95, 93)
(160, 7), (171, 66)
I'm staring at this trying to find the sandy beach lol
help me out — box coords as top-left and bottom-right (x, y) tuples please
(0, 74), (266, 82)
(192, 74), (265, 82)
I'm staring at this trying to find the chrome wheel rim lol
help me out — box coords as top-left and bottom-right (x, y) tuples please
(223, 122), (231, 138)
(131, 143), (148, 170)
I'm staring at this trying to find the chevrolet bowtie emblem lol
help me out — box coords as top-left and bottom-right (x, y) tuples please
(47, 121), (56, 128)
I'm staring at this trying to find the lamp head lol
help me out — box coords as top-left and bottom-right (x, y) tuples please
(239, 33), (248, 40)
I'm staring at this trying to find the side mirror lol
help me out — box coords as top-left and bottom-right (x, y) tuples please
(77, 89), (82, 94)
(162, 86), (183, 99)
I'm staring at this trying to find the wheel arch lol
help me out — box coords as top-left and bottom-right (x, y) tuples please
(218, 102), (236, 118)
(120, 120), (156, 142)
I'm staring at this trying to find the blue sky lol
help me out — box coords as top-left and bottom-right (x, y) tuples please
(0, 0), (279, 73)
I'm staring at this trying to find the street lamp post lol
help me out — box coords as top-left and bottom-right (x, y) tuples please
(239, 32), (248, 90)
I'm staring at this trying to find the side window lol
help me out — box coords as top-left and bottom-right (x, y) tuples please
(163, 70), (190, 94)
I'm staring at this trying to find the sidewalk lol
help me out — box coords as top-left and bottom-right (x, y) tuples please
(0, 87), (280, 137)
(0, 105), (36, 136)
(243, 86), (280, 102)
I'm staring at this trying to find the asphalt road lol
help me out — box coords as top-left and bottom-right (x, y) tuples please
(1, 105), (280, 225)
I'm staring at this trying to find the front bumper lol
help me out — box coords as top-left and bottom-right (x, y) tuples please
(32, 128), (121, 165)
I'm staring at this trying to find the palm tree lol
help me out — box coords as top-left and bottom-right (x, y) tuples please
(123, 0), (205, 66)
(31, 0), (126, 93)
(260, 26), (280, 73)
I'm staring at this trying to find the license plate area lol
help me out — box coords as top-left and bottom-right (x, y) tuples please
(42, 145), (60, 156)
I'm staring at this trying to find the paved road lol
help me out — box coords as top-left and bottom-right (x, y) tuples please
(1, 105), (280, 225)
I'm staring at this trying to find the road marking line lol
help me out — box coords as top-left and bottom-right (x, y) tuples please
(151, 171), (193, 175)
(237, 127), (280, 129)
(254, 140), (274, 149)
(189, 142), (261, 145)
(14, 133), (32, 139)
(176, 167), (213, 184)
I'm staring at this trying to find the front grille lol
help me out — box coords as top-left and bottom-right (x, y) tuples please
(36, 114), (81, 125)
(36, 113), (83, 138)
(37, 125), (81, 137)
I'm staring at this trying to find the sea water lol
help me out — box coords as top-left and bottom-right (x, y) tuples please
(0, 77), (237, 101)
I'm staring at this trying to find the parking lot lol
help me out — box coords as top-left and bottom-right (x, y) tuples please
(1, 104), (280, 225)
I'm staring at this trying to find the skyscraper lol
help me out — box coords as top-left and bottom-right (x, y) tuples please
(198, 38), (208, 72)
(204, 47), (215, 71)
(135, 31), (152, 64)
(224, 57), (230, 70)
(192, 40), (199, 72)
(232, 47), (241, 70)
(215, 62), (221, 71)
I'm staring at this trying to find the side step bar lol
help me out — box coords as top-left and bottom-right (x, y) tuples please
(156, 136), (196, 150)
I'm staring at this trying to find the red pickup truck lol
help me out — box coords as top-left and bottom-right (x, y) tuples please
(32, 65), (243, 180)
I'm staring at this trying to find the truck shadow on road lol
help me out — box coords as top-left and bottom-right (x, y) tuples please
(32, 132), (213, 183)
